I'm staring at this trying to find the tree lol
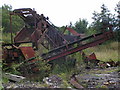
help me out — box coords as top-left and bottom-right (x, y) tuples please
(115, 2), (120, 30)
(73, 18), (88, 33)
(91, 4), (115, 33)
(114, 2), (120, 41)
(2, 4), (24, 33)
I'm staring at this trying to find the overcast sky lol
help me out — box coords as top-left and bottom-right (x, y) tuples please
(1, 0), (119, 26)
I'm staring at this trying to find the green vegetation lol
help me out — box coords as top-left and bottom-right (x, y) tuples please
(35, 58), (51, 81)
(0, 62), (3, 90)
(73, 19), (88, 33)
(2, 33), (15, 43)
(2, 4), (24, 33)
(84, 41), (119, 62)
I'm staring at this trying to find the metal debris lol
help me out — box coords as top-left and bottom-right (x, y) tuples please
(3, 73), (26, 82)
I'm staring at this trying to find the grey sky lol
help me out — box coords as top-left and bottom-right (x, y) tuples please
(1, 0), (119, 26)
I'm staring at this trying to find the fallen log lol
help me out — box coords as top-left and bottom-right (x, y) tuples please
(3, 73), (25, 82)
(70, 78), (84, 88)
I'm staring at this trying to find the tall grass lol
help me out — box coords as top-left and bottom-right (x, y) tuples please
(84, 41), (119, 62)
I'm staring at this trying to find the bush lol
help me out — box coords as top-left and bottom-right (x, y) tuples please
(29, 58), (51, 81)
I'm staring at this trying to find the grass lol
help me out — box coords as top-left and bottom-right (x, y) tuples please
(2, 33), (15, 43)
(84, 41), (119, 62)
(87, 67), (119, 74)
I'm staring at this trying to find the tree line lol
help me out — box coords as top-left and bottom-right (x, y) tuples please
(1, 3), (120, 41)
(1, 4), (24, 33)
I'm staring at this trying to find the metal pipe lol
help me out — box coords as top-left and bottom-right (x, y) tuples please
(10, 13), (13, 44)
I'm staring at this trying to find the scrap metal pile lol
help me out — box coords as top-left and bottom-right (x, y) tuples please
(2, 8), (114, 75)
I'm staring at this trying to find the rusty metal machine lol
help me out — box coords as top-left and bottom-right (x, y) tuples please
(2, 8), (114, 75)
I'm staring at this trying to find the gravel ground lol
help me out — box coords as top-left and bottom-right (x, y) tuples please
(3, 81), (44, 89)
(76, 67), (120, 88)
(2, 67), (120, 89)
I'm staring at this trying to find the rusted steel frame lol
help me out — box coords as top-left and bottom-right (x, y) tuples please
(14, 27), (27, 42)
(42, 32), (103, 57)
(41, 31), (107, 58)
(10, 14), (13, 44)
(13, 8), (35, 14)
(13, 8), (32, 11)
(51, 30), (112, 53)
(45, 34), (58, 47)
(41, 43), (49, 50)
(2, 42), (32, 47)
(10, 12), (34, 15)
(37, 28), (48, 43)
(20, 59), (40, 66)
(61, 26), (67, 34)
(16, 41), (32, 43)
(50, 26), (69, 44)
(23, 31), (113, 66)
(46, 37), (108, 62)
(57, 32), (69, 44)
(32, 11), (37, 28)
(10, 11), (36, 18)
(44, 31), (113, 61)
(12, 9), (37, 26)
(14, 41), (33, 45)
(36, 28), (49, 49)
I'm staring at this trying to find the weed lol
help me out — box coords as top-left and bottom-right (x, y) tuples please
(58, 73), (72, 88)
(100, 85), (108, 89)
(84, 41), (119, 62)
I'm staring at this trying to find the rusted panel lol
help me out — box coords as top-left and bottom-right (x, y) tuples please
(13, 52), (18, 57)
(19, 47), (39, 72)
(66, 27), (86, 38)
(66, 27), (80, 36)
(88, 53), (97, 60)
(19, 47), (36, 60)
(14, 27), (34, 43)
